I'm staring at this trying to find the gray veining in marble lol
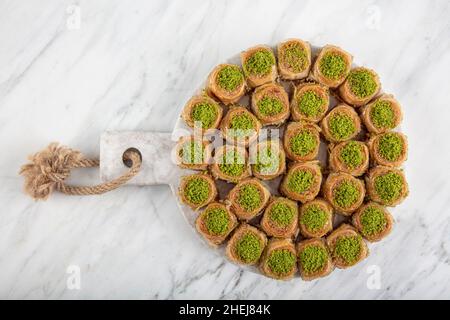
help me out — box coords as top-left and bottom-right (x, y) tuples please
(0, 0), (450, 299)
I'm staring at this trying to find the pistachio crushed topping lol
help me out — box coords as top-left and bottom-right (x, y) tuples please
(244, 49), (275, 76)
(191, 102), (218, 129)
(219, 150), (246, 177)
(254, 145), (279, 175)
(269, 202), (295, 227)
(334, 180), (360, 208)
(370, 100), (396, 129)
(267, 249), (296, 276)
(374, 171), (404, 203)
(216, 65), (244, 92)
(333, 235), (362, 264)
(287, 169), (314, 194)
(184, 177), (210, 205)
(329, 113), (356, 140)
(289, 130), (317, 156)
(298, 90), (325, 118)
(319, 53), (347, 80)
(299, 245), (328, 275)
(377, 132), (404, 162)
(257, 96), (284, 116)
(235, 232), (263, 263)
(360, 206), (387, 237)
(348, 69), (378, 98)
(339, 141), (363, 168)
(237, 184), (262, 212)
(229, 113), (255, 138)
(281, 42), (308, 73)
(204, 207), (230, 236)
(180, 140), (203, 164)
(301, 205), (328, 232)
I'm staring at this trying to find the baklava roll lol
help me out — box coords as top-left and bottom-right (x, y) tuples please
(361, 94), (403, 134)
(260, 197), (298, 238)
(228, 178), (270, 221)
(250, 140), (286, 180)
(321, 104), (361, 143)
(297, 238), (334, 281)
(175, 135), (212, 170)
(251, 83), (290, 126)
(196, 202), (238, 246)
(178, 173), (218, 210)
(329, 140), (369, 176)
(226, 223), (267, 265)
(366, 166), (409, 206)
(323, 172), (365, 215)
(338, 67), (381, 107)
(283, 121), (321, 162)
(182, 95), (223, 130)
(260, 238), (297, 280)
(290, 82), (330, 123)
(352, 202), (394, 242)
(280, 161), (322, 203)
(220, 105), (261, 147)
(312, 45), (353, 88)
(210, 145), (251, 183)
(368, 132), (408, 167)
(277, 38), (312, 80)
(207, 64), (247, 105)
(299, 198), (333, 238)
(326, 224), (368, 269)
(241, 45), (277, 88)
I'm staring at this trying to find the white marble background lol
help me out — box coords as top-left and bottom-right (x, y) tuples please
(0, 0), (449, 299)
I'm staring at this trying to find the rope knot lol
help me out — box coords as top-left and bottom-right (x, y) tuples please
(19, 143), (85, 200)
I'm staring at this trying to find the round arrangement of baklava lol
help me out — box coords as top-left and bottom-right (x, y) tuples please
(177, 39), (408, 280)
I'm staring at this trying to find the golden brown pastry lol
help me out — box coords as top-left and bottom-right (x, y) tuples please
(220, 105), (261, 147)
(323, 172), (365, 215)
(228, 178), (270, 221)
(175, 135), (212, 170)
(326, 224), (368, 269)
(312, 45), (352, 88)
(196, 202), (238, 246)
(283, 121), (321, 162)
(290, 82), (330, 123)
(226, 223), (267, 265)
(352, 202), (394, 242)
(251, 83), (290, 126)
(250, 140), (286, 180)
(360, 94), (403, 134)
(366, 166), (409, 206)
(181, 95), (223, 130)
(260, 238), (297, 280)
(207, 64), (247, 105)
(260, 197), (298, 238)
(277, 38), (312, 80)
(321, 104), (361, 143)
(280, 161), (322, 203)
(241, 45), (277, 88)
(178, 173), (218, 210)
(210, 145), (251, 183)
(298, 198), (333, 238)
(329, 140), (369, 176)
(338, 67), (381, 107)
(368, 132), (408, 167)
(297, 238), (334, 280)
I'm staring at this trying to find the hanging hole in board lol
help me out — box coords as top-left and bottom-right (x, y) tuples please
(122, 147), (142, 168)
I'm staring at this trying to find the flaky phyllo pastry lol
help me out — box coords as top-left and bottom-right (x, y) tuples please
(177, 39), (409, 280)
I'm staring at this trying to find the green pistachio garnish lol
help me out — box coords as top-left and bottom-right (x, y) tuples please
(180, 141), (204, 164)
(289, 130), (317, 156)
(333, 235), (362, 264)
(329, 113), (356, 140)
(244, 50), (275, 76)
(217, 65), (244, 92)
(237, 184), (262, 212)
(300, 205), (328, 232)
(374, 172), (404, 203)
(204, 207), (230, 236)
(377, 132), (403, 162)
(235, 232), (263, 263)
(267, 249), (296, 276)
(257, 96), (284, 116)
(281, 42), (308, 73)
(339, 141), (363, 168)
(299, 245), (328, 275)
(334, 180), (360, 208)
(184, 177), (210, 205)
(370, 100), (395, 129)
(229, 113), (255, 138)
(319, 53), (347, 80)
(191, 102), (218, 129)
(254, 145), (279, 175)
(347, 69), (378, 98)
(360, 206), (387, 237)
(269, 202), (295, 227)
(219, 150), (246, 177)
(298, 90), (325, 118)
(287, 169), (314, 194)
